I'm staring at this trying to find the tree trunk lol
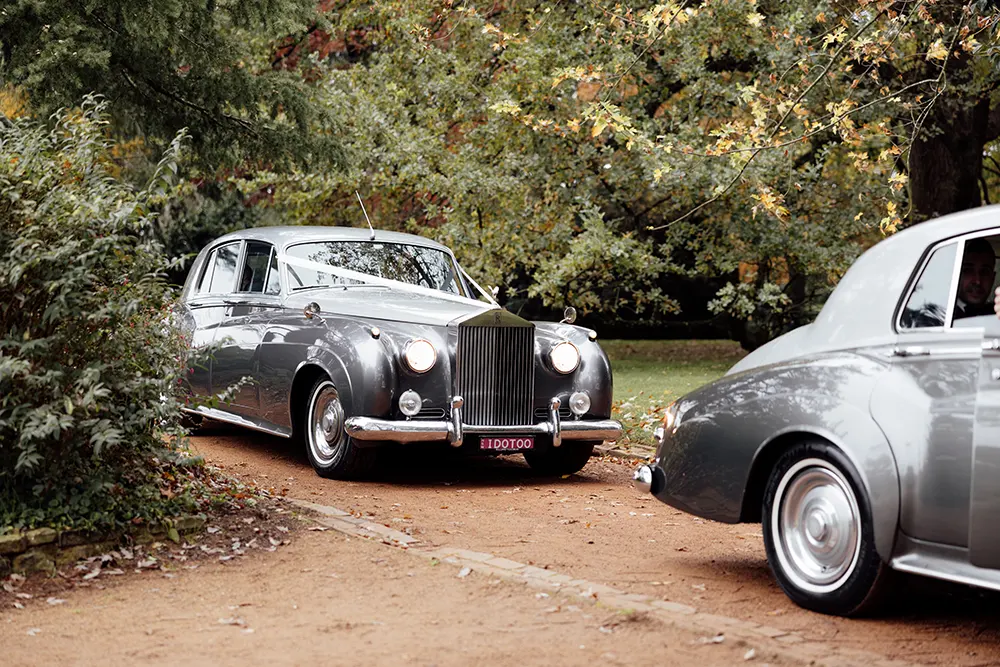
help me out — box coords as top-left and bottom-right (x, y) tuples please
(908, 95), (1000, 222)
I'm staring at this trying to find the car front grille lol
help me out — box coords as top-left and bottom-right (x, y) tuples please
(456, 319), (534, 426)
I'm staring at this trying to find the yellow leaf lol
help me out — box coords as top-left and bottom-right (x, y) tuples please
(926, 39), (949, 61)
(592, 116), (608, 138)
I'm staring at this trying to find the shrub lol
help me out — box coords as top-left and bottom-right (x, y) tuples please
(0, 97), (200, 531)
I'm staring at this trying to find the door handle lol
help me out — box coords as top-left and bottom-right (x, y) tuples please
(892, 346), (930, 357)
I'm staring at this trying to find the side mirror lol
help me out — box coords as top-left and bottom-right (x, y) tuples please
(561, 306), (577, 324)
(304, 302), (323, 321)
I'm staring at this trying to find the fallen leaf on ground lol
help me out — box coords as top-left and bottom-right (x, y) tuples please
(457, 567), (471, 578)
(744, 648), (757, 660)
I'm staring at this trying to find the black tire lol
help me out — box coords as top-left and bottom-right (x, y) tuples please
(299, 377), (376, 479)
(762, 440), (891, 617)
(523, 440), (596, 476)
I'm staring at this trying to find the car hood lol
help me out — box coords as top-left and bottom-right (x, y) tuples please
(726, 324), (813, 376)
(284, 287), (494, 327)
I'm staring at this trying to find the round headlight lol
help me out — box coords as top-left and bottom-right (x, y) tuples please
(549, 341), (580, 374)
(404, 339), (437, 373)
(399, 389), (422, 417)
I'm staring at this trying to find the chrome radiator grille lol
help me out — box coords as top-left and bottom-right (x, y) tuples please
(456, 324), (534, 426)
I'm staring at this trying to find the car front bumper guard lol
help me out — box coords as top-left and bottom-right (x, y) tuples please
(344, 395), (622, 447)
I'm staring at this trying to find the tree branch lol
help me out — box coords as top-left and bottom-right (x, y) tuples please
(648, 8), (886, 230)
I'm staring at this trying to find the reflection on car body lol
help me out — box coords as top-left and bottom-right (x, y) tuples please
(633, 204), (1000, 616)
(178, 226), (622, 480)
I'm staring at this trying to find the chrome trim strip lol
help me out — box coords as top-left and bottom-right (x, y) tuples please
(183, 406), (292, 438)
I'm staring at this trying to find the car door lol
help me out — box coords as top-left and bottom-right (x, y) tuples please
(212, 241), (283, 416)
(184, 240), (241, 400)
(872, 231), (1000, 548)
(969, 316), (1000, 568)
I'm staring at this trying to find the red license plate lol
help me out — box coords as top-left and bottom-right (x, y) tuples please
(480, 436), (534, 451)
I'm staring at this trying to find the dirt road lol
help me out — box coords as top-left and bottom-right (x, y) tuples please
(5, 426), (1000, 666)
(186, 427), (1000, 666)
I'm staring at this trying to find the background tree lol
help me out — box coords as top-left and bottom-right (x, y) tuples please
(250, 0), (998, 348)
(0, 0), (342, 169)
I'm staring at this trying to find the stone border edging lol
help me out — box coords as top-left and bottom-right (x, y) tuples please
(0, 516), (207, 576)
(594, 443), (655, 462)
(289, 498), (921, 667)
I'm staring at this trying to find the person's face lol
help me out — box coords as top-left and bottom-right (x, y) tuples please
(959, 250), (996, 305)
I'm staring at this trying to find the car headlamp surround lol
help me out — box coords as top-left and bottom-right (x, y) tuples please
(403, 338), (437, 374)
(549, 341), (581, 374)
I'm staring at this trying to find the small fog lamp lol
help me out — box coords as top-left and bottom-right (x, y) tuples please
(404, 339), (437, 373)
(550, 341), (580, 374)
(569, 391), (591, 416)
(399, 389), (422, 417)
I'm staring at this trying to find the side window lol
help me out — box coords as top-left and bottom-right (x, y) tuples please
(900, 243), (957, 330)
(238, 242), (277, 294)
(206, 242), (240, 294)
(195, 253), (216, 295)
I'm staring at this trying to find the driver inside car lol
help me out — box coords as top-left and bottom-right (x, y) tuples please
(955, 237), (996, 319)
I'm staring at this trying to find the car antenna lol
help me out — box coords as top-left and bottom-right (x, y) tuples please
(356, 190), (376, 241)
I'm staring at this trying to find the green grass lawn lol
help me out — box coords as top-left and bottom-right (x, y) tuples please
(601, 340), (747, 450)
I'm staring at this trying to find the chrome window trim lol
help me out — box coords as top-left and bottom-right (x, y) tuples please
(895, 239), (958, 335)
(195, 240), (243, 296)
(232, 240), (281, 296)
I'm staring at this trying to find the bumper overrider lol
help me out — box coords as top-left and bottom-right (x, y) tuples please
(345, 395), (622, 447)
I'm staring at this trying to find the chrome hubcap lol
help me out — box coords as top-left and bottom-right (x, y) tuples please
(772, 458), (861, 594)
(309, 382), (346, 466)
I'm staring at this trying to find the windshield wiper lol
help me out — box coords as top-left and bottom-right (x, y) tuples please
(290, 283), (389, 292)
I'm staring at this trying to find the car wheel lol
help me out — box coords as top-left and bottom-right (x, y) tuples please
(523, 440), (596, 476)
(762, 441), (890, 616)
(302, 378), (376, 479)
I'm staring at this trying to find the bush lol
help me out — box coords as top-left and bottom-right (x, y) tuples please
(0, 97), (200, 532)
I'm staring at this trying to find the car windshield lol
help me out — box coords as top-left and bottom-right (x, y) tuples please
(284, 241), (464, 295)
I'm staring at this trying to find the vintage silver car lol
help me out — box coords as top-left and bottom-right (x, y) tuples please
(178, 226), (621, 479)
(633, 204), (1000, 616)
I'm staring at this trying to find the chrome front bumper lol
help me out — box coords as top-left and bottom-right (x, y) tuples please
(344, 395), (622, 447)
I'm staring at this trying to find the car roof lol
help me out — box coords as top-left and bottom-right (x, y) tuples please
(813, 204), (1000, 350)
(210, 226), (453, 254)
